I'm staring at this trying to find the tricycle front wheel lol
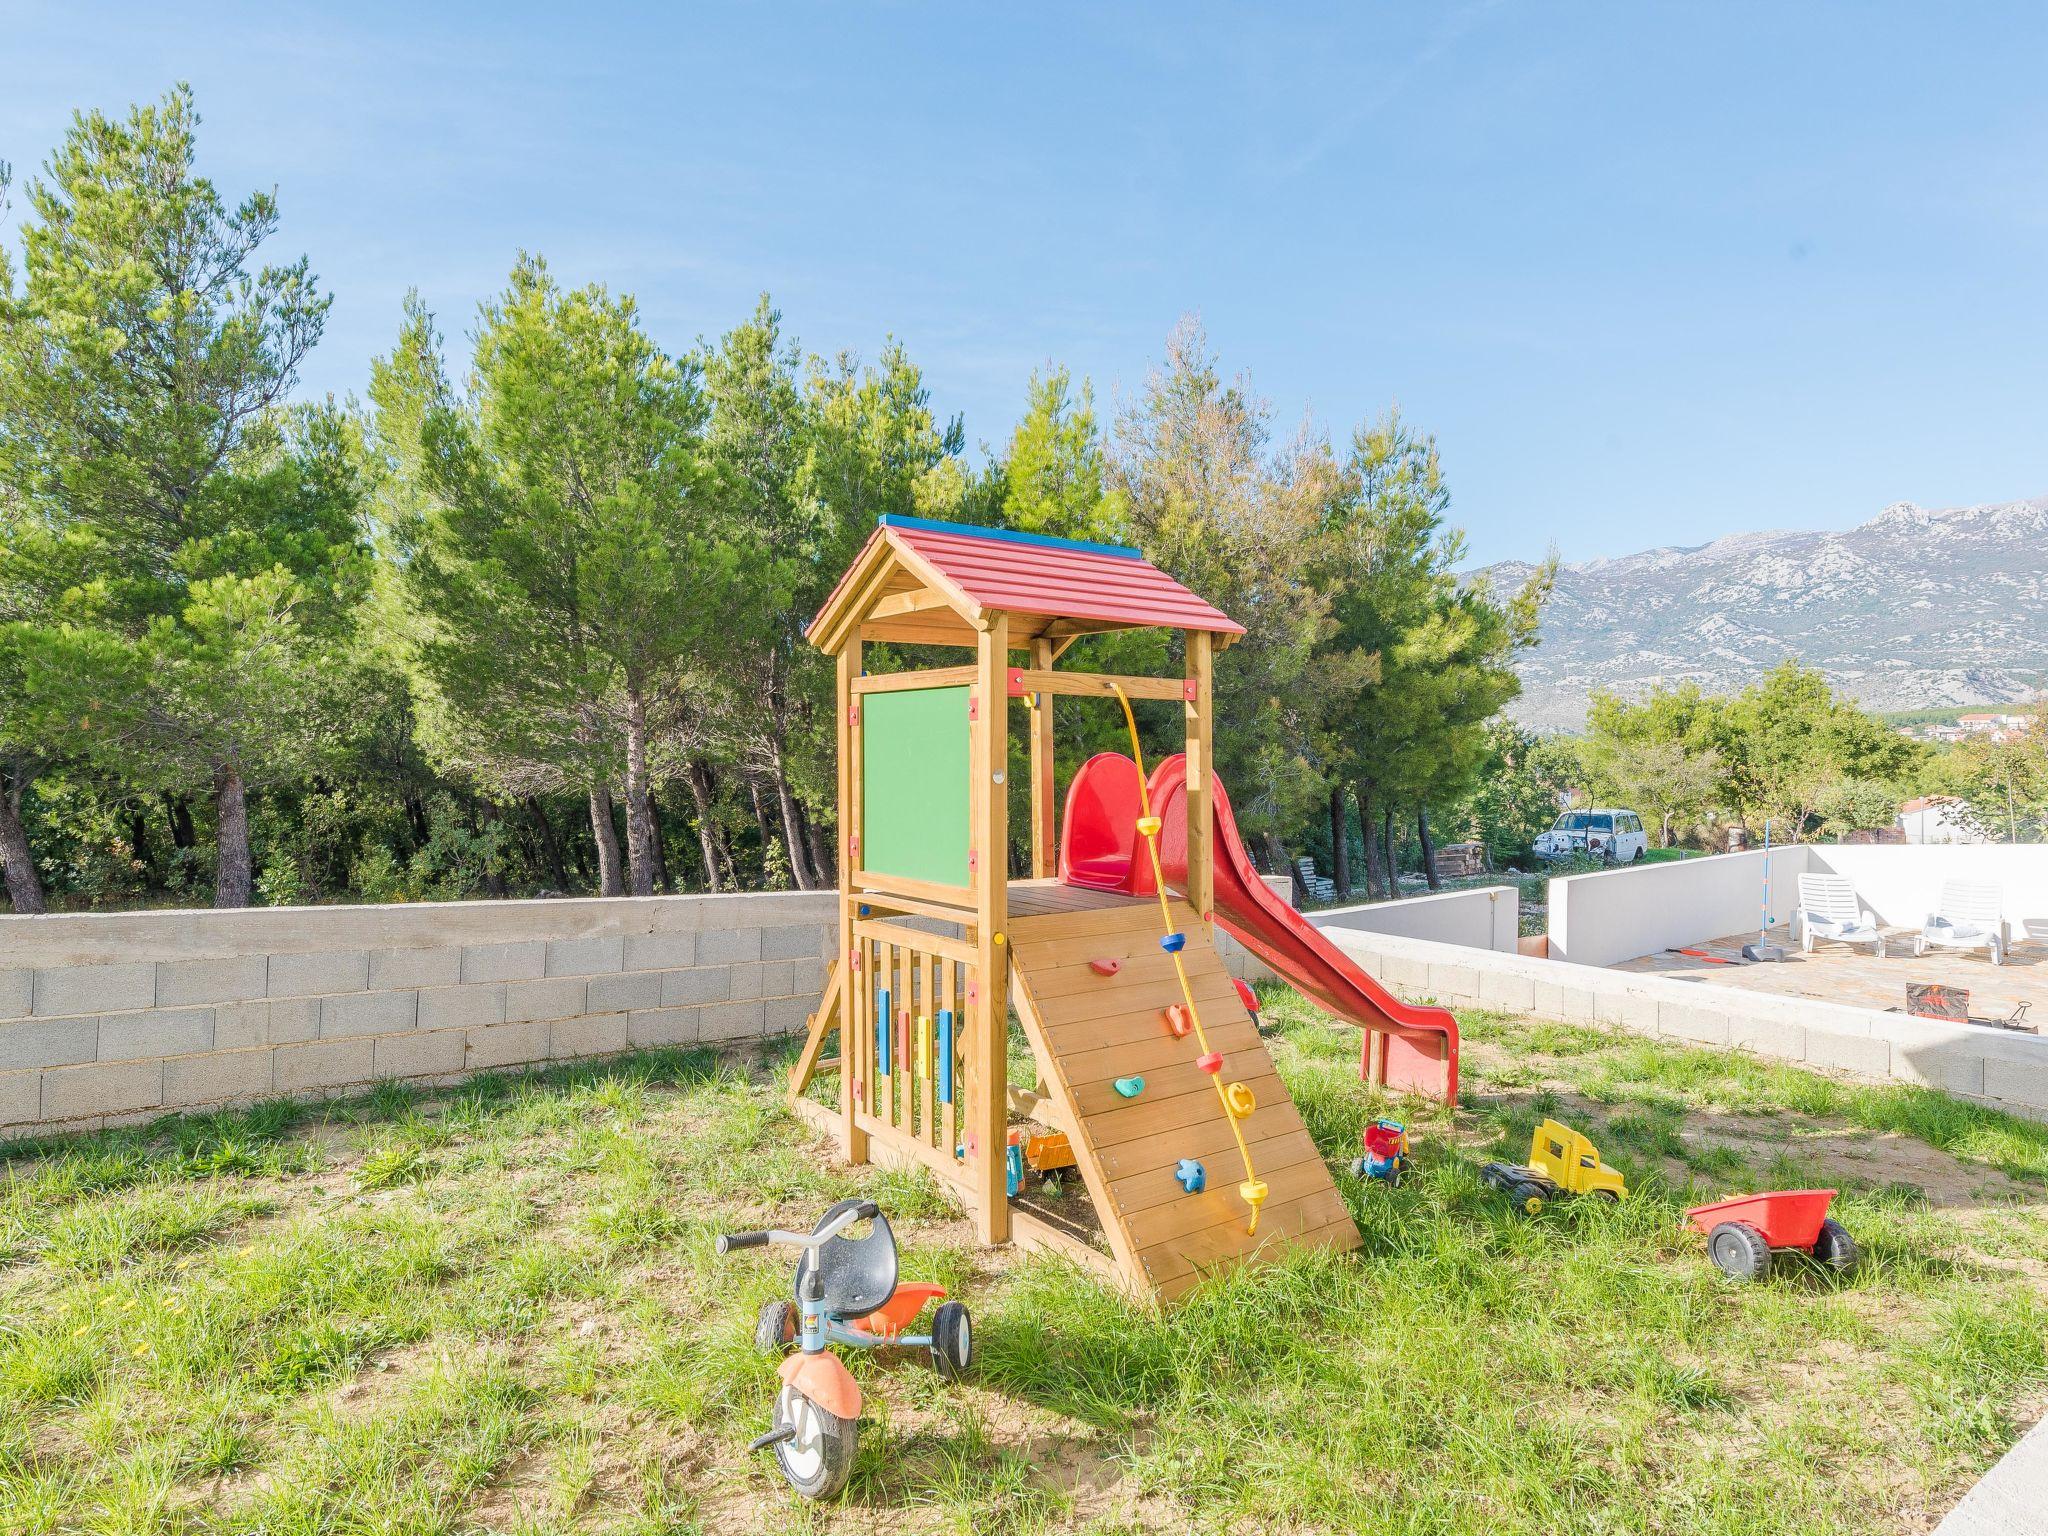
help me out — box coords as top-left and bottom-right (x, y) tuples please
(771, 1380), (857, 1500)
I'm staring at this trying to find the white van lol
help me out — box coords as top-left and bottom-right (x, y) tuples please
(1533, 809), (1648, 864)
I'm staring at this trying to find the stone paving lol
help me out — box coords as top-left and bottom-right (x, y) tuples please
(1617, 924), (2046, 1031)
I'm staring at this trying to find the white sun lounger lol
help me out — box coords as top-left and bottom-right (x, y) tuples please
(1795, 874), (1886, 957)
(1915, 880), (2007, 966)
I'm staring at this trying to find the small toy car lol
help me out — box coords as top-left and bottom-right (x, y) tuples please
(1481, 1118), (1626, 1215)
(1685, 1188), (1857, 1281)
(1350, 1118), (1410, 1185)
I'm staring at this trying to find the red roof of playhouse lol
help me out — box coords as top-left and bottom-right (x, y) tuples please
(806, 514), (1244, 650)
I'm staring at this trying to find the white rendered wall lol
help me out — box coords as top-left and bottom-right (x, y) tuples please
(1548, 847), (1810, 968)
(1310, 885), (1519, 953)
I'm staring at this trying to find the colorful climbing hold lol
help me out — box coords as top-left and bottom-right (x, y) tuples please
(1089, 957), (1122, 977)
(1224, 1081), (1256, 1118)
(1160, 932), (1186, 953)
(1196, 1050), (1223, 1075)
(1113, 1075), (1145, 1099)
(1163, 1003), (1191, 1038)
(1136, 814), (1162, 837)
(1175, 1158), (1206, 1193)
(1232, 978), (1260, 1013)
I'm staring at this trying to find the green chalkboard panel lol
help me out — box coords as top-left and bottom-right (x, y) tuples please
(861, 685), (971, 887)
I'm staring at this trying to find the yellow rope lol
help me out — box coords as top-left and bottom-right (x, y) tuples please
(1109, 684), (1268, 1235)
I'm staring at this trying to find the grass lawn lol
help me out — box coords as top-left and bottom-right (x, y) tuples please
(3, 993), (2047, 1535)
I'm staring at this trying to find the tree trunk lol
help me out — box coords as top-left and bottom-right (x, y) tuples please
(588, 787), (625, 897)
(214, 764), (253, 908)
(805, 803), (835, 886)
(401, 787), (431, 850)
(1417, 805), (1440, 891)
(745, 777), (775, 885)
(0, 763), (47, 915)
(1381, 808), (1400, 897)
(647, 794), (672, 892)
(622, 690), (656, 897)
(686, 760), (727, 893)
(773, 755), (818, 891)
(127, 804), (152, 872)
(527, 797), (569, 889)
(163, 791), (197, 850)
(1353, 785), (1378, 901)
(1327, 784), (1350, 901)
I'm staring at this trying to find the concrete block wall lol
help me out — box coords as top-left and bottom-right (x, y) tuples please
(0, 892), (835, 1140)
(1316, 925), (2048, 1123)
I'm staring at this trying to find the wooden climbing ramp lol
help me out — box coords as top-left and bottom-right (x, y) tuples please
(1005, 889), (1359, 1300)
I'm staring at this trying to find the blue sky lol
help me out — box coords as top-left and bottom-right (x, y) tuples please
(5, 2), (2045, 566)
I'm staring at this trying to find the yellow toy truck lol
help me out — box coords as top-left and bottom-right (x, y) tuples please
(1481, 1118), (1627, 1215)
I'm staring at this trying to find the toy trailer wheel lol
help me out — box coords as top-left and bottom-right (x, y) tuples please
(1512, 1180), (1547, 1217)
(1810, 1217), (1859, 1274)
(931, 1301), (973, 1381)
(755, 1299), (797, 1355)
(1708, 1221), (1772, 1282)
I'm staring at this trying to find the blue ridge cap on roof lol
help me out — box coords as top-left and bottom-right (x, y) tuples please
(877, 512), (1143, 560)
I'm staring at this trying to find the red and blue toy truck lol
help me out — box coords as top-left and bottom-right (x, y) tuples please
(1350, 1118), (1410, 1185)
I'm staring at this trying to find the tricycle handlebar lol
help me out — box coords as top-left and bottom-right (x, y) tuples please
(715, 1201), (882, 1258)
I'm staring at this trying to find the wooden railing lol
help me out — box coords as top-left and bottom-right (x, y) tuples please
(848, 916), (982, 1194)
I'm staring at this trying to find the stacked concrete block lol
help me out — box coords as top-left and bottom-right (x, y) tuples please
(0, 892), (836, 1140)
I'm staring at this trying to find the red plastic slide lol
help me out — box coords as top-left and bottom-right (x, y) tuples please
(1058, 752), (1459, 1102)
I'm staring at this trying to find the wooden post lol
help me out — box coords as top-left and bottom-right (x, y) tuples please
(972, 614), (1011, 1244)
(837, 641), (868, 1164)
(1185, 629), (1214, 920)
(1028, 636), (1056, 878)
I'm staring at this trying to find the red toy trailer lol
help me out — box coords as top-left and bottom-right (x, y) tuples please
(1684, 1188), (1857, 1281)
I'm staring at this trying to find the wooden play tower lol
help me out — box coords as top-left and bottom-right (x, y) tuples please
(788, 514), (1362, 1301)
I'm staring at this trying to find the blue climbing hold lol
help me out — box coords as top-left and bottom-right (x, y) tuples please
(1175, 1158), (1206, 1193)
(1160, 932), (1186, 954)
(1113, 1075), (1145, 1099)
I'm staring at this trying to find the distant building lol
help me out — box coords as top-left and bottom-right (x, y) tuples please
(1954, 712), (2031, 743)
(1897, 795), (1985, 845)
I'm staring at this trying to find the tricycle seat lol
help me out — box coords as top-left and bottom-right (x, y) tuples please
(794, 1198), (898, 1321)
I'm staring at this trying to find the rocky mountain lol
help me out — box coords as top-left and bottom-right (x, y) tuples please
(1473, 495), (2048, 730)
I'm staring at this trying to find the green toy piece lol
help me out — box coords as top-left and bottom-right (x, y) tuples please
(1113, 1075), (1145, 1098)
